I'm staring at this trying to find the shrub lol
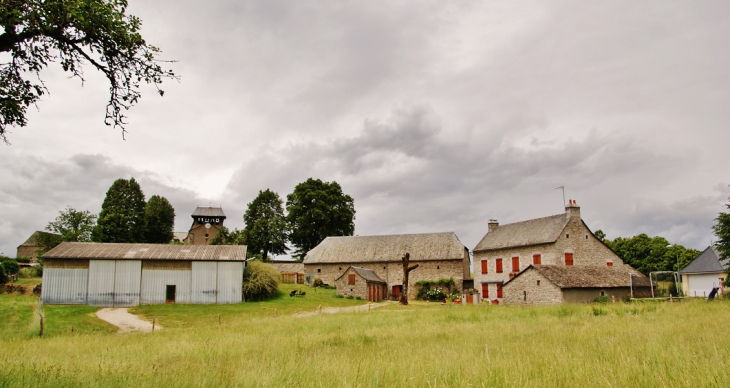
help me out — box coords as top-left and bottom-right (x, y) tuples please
(242, 261), (280, 301)
(313, 278), (324, 287)
(18, 266), (42, 278)
(0, 265), (7, 285)
(1, 260), (19, 275)
(335, 293), (344, 298)
(15, 257), (31, 263)
(355, 296), (362, 300)
(594, 296), (610, 304)
(415, 278), (456, 300)
(33, 284), (42, 296)
(346, 295), (354, 299)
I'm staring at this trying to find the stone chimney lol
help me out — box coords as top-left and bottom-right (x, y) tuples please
(488, 219), (499, 232)
(565, 199), (580, 219)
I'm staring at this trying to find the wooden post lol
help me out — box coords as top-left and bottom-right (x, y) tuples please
(70, 325), (74, 336)
(39, 315), (43, 338)
(152, 319), (156, 332)
(218, 314), (221, 327)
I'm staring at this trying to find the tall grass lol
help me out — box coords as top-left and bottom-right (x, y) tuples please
(1, 287), (728, 386)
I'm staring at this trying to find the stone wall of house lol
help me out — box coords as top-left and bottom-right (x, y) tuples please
(503, 269), (563, 305)
(270, 262), (304, 273)
(562, 287), (631, 303)
(334, 267), (369, 299)
(305, 259), (465, 299)
(474, 213), (623, 302)
(17, 246), (40, 260)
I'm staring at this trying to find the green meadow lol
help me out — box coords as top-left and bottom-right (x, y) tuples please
(1, 282), (728, 387)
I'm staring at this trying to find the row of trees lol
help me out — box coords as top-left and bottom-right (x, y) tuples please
(595, 231), (699, 276)
(37, 178), (175, 255)
(212, 178), (356, 262)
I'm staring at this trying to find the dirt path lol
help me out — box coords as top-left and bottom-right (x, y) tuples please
(294, 302), (390, 318)
(95, 308), (162, 333)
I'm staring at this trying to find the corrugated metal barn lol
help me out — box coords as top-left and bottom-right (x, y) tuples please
(41, 242), (247, 306)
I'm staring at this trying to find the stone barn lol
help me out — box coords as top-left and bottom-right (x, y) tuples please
(303, 232), (470, 300)
(17, 231), (59, 262)
(41, 242), (247, 306)
(334, 266), (388, 301)
(502, 265), (650, 305)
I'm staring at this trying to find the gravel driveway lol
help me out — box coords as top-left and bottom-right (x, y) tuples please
(95, 308), (162, 333)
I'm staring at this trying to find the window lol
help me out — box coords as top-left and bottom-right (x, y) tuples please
(481, 260), (488, 274)
(537, 280), (541, 286)
(348, 274), (355, 285)
(317, 268), (321, 273)
(339, 267), (342, 270)
(497, 283), (503, 298)
(523, 291), (527, 301)
(511, 257), (519, 272)
(565, 253), (574, 266)
(607, 262), (613, 267)
(585, 235), (588, 239)
(481, 284), (489, 298)
(496, 258), (503, 273)
(533, 254), (541, 265)
(566, 234), (569, 239)
(437, 265), (440, 269)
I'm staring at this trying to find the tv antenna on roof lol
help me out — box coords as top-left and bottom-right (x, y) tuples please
(556, 186), (565, 208)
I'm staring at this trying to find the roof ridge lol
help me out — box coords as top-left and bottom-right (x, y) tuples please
(325, 231), (456, 239)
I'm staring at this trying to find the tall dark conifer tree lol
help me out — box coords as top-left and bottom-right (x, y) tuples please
(92, 178), (146, 243)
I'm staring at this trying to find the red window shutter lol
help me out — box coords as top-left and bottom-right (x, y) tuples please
(565, 253), (574, 266)
(481, 260), (488, 274)
(607, 262), (613, 267)
(497, 283), (503, 298)
(348, 274), (356, 285)
(511, 257), (519, 272)
(496, 258), (503, 273)
(482, 284), (489, 298)
(533, 254), (541, 265)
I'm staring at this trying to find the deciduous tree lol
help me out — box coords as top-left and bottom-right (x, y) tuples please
(286, 178), (355, 260)
(243, 189), (288, 262)
(712, 199), (730, 285)
(400, 252), (419, 306)
(144, 195), (175, 244)
(45, 206), (97, 242)
(605, 233), (698, 275)
(92, 177), (146, 243)
(0, 0), (177, 143)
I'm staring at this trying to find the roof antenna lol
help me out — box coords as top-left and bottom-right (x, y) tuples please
(556, 185), (566, 208)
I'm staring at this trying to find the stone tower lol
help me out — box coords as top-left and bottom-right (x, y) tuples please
(185, 206), (226, 245)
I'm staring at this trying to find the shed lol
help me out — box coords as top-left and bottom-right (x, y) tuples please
(680, 246), (728, 297)
(334, 266), (387, 302)
(41, 242), (247, 306)
(502, 265), (650, 305)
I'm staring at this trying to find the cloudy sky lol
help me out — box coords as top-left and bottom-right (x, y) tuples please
(2, 0), (729, 258)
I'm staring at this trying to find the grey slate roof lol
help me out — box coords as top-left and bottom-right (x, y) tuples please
(336, 266), (386, 284)
(680, 246), (729, 274)
(505, 264), (651, 288)
(474, 214), (569, 252)
(43, 242), (247, 261)
(303, 232), (466, 264)
(19, 231), (59, 247)
(191, 206), (226, 218)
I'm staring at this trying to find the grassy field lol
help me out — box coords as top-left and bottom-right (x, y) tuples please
(0, 282), (729, 387)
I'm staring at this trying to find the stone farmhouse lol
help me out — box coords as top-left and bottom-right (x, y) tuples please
(41, 242), (247, 306)
(473, 200), (645, 304)
(303, 232), (470, 300)
(183, 206), (226, 245)
(680, 246), (728, 298)
(503, 265), (649, 305)
(334, 266), (388, 302)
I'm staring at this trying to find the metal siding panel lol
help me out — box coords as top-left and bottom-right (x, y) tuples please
(191, 261), (217, 304)
(217, 262), (243, 304)
(114, 260), (141, 307)
(41, 268), (88, 304)
(88, 260), (116, 306)
(140, 269), (192, 304)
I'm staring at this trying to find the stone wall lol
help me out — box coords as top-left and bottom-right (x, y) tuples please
(270, 262), (304, 273)
(17, 246), (40, 260)
(474, 213), (623, 302)
(562, 287), (631, 303)
(305, 259), (466, 299)
(503, 269), (563, 305)
(185, 222), (223, 245)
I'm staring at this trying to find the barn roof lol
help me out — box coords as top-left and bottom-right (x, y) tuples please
(18, 231), (60, 247)
(473, 214), (569, 252)
(43, 242), (247, 261)
(680, 246), (728, 274)
(191, 206), (226, 218)
(303, 232), (466, 264)
(504, 265), (650, 288)
(336, 266), (386, 284)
